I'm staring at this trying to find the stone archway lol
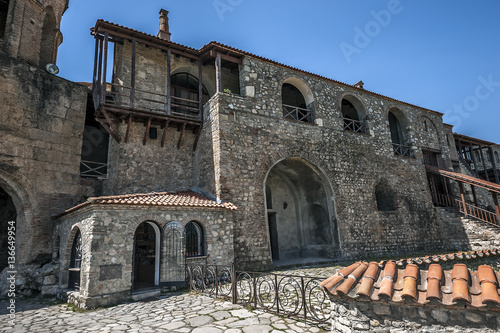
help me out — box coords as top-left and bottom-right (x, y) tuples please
(0, 186), (16, 271)
(264, 157), (338, 262)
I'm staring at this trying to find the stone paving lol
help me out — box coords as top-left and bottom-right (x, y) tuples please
(0, 265), (339, 333)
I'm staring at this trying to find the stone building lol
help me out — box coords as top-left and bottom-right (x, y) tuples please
(1, 5), (500, 308)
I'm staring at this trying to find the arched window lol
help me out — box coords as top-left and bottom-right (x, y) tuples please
(388, 109), (411, 157)
(170, 73), (209, 117)
(341, 96), (367, 133)
(68, 229), (82, 290)
(0, 0), (9, 40)
(375, 181), (397, 211)
(282, 83), (312, 123)
(185, 221), (204, 257)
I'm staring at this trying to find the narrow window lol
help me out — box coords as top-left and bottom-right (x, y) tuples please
(185, 221), (204, 257)
(68, 229), (82, 290)
(0, 0), (9, 40)
(375, 182), (396, 211)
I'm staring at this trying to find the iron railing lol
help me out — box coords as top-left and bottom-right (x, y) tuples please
(343, 118), (367, 133)
(80, 160), (108, 179)
(282, 104), (313, 123)
(187, 264), (331, 325)
(392, 143), (412, 157)
(432, 192), (499, 227)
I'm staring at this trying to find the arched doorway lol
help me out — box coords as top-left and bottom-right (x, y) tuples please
(264, 157), (338, 262)
(133, 221), (160, 290)
(163, 221), (185, 284)
(0, 186), (16, 271)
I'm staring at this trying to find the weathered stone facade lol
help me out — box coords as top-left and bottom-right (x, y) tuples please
(1, 5), (500, 313)
(54, 204), (234, 308)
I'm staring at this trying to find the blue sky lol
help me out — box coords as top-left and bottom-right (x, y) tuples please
(58, 0), (500, 144)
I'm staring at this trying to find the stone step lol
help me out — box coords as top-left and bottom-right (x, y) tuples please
(131, 288), (161, 301)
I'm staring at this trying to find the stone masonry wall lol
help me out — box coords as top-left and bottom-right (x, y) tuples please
(0, 52), (87, 265)
(55, 205), (234, 308)
(3, 0), (67, 67)
(209, 57), (452, 269)
(330, 298), (500, 333)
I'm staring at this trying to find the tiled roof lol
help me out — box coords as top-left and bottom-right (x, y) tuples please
(392, 249), (500, 266)
(321, 261), (500, 309)
(55, 190), (237, 217)
(92, 20), (443, 117)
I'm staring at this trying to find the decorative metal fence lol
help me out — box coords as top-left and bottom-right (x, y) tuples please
(186, 264), (331, 325)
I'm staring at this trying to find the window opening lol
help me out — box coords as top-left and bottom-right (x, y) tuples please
(68, 230), (82, 290)
(185, 221), (204, 257)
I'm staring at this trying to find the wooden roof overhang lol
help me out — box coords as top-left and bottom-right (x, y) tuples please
(454, 133), (497, 147)
(425, 165), (500, 194)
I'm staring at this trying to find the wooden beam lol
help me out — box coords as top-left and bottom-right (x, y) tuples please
(101, 30), (109, 104)
(209, 50), (242, 64)
(167, 49), (171, 115)
(492, 192), (500, 226)
(177, 123), (186, 149)
(97, 117), (121, 143)
(459, 182), (467, 217)
(478, 146), (489, 181)
(469, 143), (479, 178)
(130, 38), (136, 108)
(161, 121), (170, 147)
(198, 58), (203, 120)
(471, 185), (478, 206)
(143, 118), (152, 145)
(124, 114), (132, 143)
(193, 126), (202, 151)
(215, 52), (222, 93)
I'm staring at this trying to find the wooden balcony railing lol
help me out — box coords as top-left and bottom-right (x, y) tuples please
(282, 104), (313, 123)
(101, 82), (202, 120)
(80, 160), (108, 179)
(343, 118), (367, 133)
(392, 143), (412, 157)
(432, 192), (500, 227)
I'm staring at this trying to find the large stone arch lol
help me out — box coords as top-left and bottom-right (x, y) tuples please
(263, 156), (339, 262)
(0, 172), (32, 266)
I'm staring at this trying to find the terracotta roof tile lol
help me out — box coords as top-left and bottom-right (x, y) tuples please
(394, 248), (500, 267)
(55, 190), (237, 217)
(322, 261), (500, 311)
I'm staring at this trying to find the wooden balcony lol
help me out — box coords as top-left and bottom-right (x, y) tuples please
(282, 104), (313, 123)
(343, 118), (367, 134)
(392, 143), (412, 157)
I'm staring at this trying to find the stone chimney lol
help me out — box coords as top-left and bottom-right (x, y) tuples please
(354, 80), (364, 89)
(158, 9), (171, 41)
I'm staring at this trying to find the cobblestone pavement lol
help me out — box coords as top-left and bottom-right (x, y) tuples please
(0, 265), (339, 333)
(0, 293), (328, 333)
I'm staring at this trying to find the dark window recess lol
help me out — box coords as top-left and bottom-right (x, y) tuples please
(185, 221), (204, 257)
(68, 230), (82, 290)
(341, 98), (366, 133)
(375, 182), (397, 211)
(282, 83), (312, 123)
(0, 0), (10, 40)
(171, 73), (209, 117)
(388, 112), (403, 145)
(149, 127), (157, 139)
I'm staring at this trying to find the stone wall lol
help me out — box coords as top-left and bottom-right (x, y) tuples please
(2, 0), (68, 67)
(330, 298), (500, 333)
(0, 52), (87, 266)
(54, 204), (234, 308)
(207, 56), (453, 269)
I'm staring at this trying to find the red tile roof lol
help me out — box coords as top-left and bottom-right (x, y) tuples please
(55, 190), (237, 217)
(321, 261), (500, 309)
(393, 249), (500, 266)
